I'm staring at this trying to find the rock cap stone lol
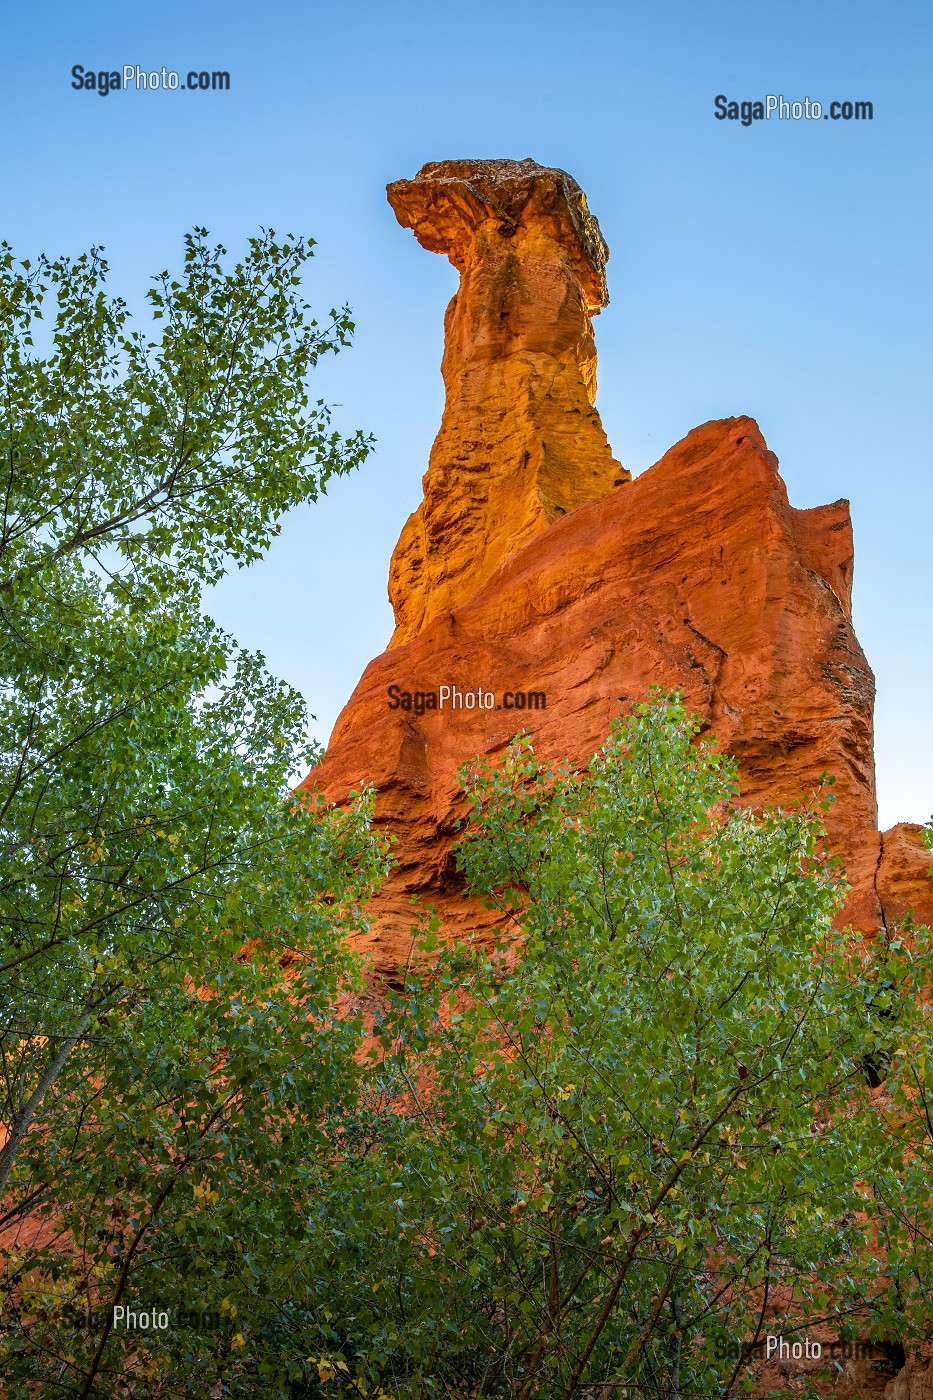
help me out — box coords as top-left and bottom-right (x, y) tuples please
(387, 157), (610, 310)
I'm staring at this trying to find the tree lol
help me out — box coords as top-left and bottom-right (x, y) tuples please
(0, 231), (385, 1397)
(4, 231), (930, 1399)
(314, 695), (931, 1398)
(852, 890), (933, 1359)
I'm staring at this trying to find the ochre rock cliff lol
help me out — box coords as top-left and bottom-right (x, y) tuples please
(302, 157), (932, 981)
(386, 159), (628, 646)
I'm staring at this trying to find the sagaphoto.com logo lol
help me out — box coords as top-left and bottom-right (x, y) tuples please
(71, 64), (230, 95)
(713, 93), (873, 125)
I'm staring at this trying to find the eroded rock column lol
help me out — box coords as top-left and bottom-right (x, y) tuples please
(387, 158), (628, 646)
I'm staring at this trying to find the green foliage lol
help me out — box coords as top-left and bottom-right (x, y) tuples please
(0, 232), (385, 1397)
(0, 230), (369, 596)
(854, 909), (933, 1347)
(303, 696), (933, 1398)
(2, 226), (931, 1398)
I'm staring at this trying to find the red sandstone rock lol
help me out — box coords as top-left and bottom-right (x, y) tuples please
(876, 822), (933, 930)
(885, 1342), (933, 1400)
(386, 159), (628, 647)
(301, 160), (932, 977)
(307, 416), (931, 970)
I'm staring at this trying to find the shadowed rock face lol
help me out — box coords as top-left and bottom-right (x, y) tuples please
(386, 159), (628, 646)
(302, 159), (932, 980)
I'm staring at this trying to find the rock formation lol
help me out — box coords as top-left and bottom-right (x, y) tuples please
(386, 159), (628, 646)
(301, 157), (932, 982)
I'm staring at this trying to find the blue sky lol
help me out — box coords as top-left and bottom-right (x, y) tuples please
(2, 0), (930, 828)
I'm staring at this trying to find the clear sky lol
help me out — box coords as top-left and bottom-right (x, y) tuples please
(2, 0), (930, 830)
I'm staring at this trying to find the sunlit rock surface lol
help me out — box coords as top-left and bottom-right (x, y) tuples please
(302, 159), (932, 982)
(386, 158), (628, 646)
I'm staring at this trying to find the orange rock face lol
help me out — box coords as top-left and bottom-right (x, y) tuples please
(386, 159), (628, 647)
(302, 159), (932, 976)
